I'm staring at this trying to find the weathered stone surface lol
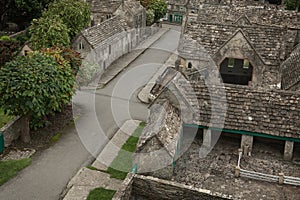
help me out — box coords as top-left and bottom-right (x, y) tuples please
(281, 44), (300, 91)
(0, 116), (24, 147)
(284, 141), (294, 161)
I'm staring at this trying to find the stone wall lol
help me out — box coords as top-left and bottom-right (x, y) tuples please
(73, 26), (159, 85)
(114, 174), (230, 199)
(0, 116), (24, 147)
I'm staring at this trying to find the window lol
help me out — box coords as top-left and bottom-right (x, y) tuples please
(79, 41), (84, 50)
(188, 62), (192, 68)
(228, 58), (234, 68)
(243, 59), (250, 69)
(220, 57), (253, 85)
(109, 45), (111, 55)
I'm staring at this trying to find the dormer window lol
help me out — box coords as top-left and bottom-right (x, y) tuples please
(220, 58), (253, 85)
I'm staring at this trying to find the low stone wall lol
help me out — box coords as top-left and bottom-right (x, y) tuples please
(0, 116), (24, 147)
(112, 173), (134, 200)
(114, 174), (230, 200)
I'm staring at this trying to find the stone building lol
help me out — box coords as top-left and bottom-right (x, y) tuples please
(119, 2), (300, 199)
(166, 0), (187, 24)
(179, 3), (300, 88)
(89, 0), (146, 28)
(281, 44), (300, 91)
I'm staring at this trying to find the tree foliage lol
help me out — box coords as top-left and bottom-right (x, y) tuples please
(15, 0), (53, 14)
(148, 0), (167, 22)
(44, 0), (91, 39)
(146, 9), (155, 26)
(0, 52), (75, 129)
(0, 0), (54, 30)
(29, 16), (70, 50)
(0, 38), (20, 67)
(40, 46), (82, 76)
(284, 0), (300, 11)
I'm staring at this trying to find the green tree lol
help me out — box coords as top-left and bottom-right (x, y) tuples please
(0, 52), (75, 142)
(0, 37), (20, 67)
(40, 46), (82, 76)
(146, 9), (155, 26)
(148, 0), (167, 22)
(44, 0), (91, 39)
(285, 0), (300, 11)
(15, 0), (53, 14)
(29, 15), (70, 50)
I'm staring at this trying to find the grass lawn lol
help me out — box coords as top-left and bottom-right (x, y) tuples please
(0, 158), (32, 186)
(87, 187), (116, 200)
(106, 122), (145, 180)
(0, 108), (14, 128)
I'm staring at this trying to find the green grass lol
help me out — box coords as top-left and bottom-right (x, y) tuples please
(0, 158), (32, 185)
(87, 187), (116, 200)
(106, 122), (145, 180)
(86, 165), (99, 171)
(51, 133), (62, 143)
(0, 108), (14, 128)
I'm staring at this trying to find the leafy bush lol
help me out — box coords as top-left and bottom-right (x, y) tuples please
(146, 9), (155, 26)
(44, 0), (91, 39)
(30, 16), (70, 50)
(0, 40), (21, 67)
(40, 46), (82, 76)
(0, 52), (75, 132)
(285, 0), (300, 11)
(149, 0), (167, 22)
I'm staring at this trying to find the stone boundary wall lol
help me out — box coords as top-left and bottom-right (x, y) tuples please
(112, 173), (134, 200)
(113, 174), (231, 199)
(0, 116), (24, 147)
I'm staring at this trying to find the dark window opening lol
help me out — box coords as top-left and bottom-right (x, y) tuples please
(188, 62), (192, 68)
(220, 58), (253, 85)
(109, 45), (111, 55)
(79, 42), (84, 50)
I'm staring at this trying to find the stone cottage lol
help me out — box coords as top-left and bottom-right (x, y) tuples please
(89, 0), (146, 28)
(72, 15), (129, 73)
(124, 2), (300, 199)
(166, 0), (188, 24)
(178, 3), (300, 89)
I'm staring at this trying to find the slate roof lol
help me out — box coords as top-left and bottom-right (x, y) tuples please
(152, 72), (300, 139)
(178, 35), (211, 61)
(80, 15), (128, 48)
(184, 21), (288, 66)
(281, 44), (300, 90)
(90, 0), (121, 13)
(194, 4), (300, 28)
(123, 0), (144, 15)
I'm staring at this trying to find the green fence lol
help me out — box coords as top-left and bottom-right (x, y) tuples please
(0, 131), (4, 153)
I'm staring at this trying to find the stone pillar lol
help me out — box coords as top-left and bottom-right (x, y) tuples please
(278, 173), (284, 185)
(284, 141), (294, 161)
(203, 129), (212, 148)
(241, 135), (253, 156)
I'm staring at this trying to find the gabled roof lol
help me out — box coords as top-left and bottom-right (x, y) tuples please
(178, 34), (211, 61)
(152, 71), (300, 139)
(80, 15), (128, 48)
(194, 4), (300, 28)
(212, 29), (265, 65)
(90, 0), (121, 13)
(281, 44), (300, 90)
(123, 0), (145, 15)
(185, 21), (287, 65)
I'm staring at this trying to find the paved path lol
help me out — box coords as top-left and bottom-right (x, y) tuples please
(0, 26), (181, 200)
(63, 120), (140, 200)
(97, 28), (169, 87)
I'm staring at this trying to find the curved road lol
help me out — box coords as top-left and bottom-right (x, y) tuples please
(0, 28), (180, 200)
